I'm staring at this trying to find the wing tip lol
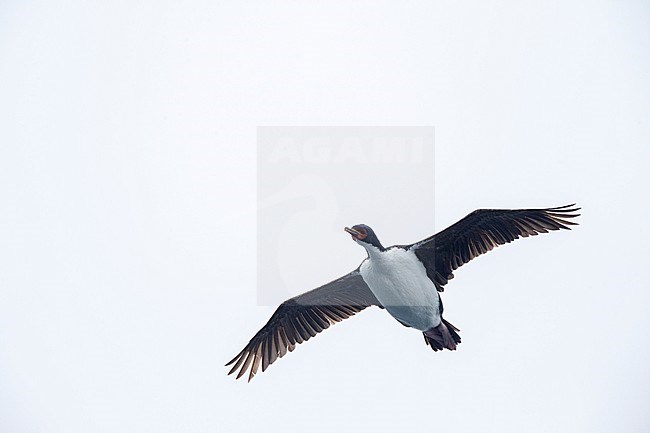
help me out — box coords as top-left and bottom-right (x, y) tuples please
(545, 203), (581, 213)
(543, 203), (581, 227)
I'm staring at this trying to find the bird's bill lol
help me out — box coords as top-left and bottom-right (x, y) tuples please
(344, 227), (361, 237)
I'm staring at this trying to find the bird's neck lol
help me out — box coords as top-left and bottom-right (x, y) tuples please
(363, 243), (385, 258)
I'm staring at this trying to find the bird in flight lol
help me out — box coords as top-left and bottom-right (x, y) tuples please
(226, 204), (580, 381)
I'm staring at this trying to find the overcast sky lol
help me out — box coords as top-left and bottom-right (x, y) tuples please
(1, 1), (649, 433)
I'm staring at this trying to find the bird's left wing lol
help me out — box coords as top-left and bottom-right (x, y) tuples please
(407, 204), (580, 291)
(226, 270), (381, 381)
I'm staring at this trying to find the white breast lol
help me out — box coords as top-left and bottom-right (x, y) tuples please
(359, 247), (440, 331)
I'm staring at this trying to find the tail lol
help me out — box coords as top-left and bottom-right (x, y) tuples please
(423, 319), (461, 351)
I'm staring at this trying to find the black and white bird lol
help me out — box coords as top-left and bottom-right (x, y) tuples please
(227, 204), (580, 381)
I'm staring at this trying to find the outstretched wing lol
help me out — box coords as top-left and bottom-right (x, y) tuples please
(226, 270), (381, 381)
(410, 204), (580, 291)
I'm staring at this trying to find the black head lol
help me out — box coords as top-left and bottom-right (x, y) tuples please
(344, 224), (384, 251)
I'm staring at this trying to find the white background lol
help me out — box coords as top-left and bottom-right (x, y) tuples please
(1, 1), (648, 432)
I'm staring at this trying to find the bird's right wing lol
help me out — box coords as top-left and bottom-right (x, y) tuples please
(226, 270), (381, 381)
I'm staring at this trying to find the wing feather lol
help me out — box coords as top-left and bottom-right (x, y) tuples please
(226, 270), (381, 381)
(410, 204), (580, 291)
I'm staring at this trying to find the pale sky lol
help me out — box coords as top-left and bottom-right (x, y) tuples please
(1, 1), (649, 432)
